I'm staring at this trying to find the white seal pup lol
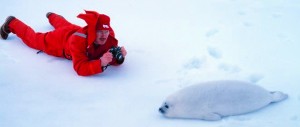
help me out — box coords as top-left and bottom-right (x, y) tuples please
(159, 80), (288, 121)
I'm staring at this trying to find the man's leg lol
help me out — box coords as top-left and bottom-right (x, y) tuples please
(4, 16), (73, 58)
(47, 12), (73, 29)
(8, 18), (46, 51)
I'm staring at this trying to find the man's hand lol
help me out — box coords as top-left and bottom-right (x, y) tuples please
(100, 51), (113, 66)
(121, 46), (127, 57)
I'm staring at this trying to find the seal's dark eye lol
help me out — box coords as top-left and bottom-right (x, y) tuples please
(165, 105), (169, 109)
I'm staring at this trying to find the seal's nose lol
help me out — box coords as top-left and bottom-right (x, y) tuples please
(159, 107), (165, 114)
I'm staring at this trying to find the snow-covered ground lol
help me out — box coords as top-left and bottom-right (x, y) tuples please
(1, 0), (300, 127)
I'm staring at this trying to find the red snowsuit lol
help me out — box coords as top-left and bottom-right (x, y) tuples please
(8, 10), (122, 76)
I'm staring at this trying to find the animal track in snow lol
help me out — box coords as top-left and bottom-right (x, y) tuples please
(206, 29), (219, 38)
(247, 74), (264, 83)
(218, 63), (241, 73)
(183, 57), (205, 70)
(207, 47), (222, 59)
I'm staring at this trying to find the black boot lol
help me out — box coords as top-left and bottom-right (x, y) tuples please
(0, 16), (16, 40)
(46, 12), (64, 19)
(46, 12), (53, 18)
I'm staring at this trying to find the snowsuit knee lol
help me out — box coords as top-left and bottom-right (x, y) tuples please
(9, 13), (80, 57)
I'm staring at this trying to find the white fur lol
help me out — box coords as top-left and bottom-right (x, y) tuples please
(159, 80), (288, 120)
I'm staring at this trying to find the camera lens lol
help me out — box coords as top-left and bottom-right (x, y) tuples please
(110, 46), (124, 64)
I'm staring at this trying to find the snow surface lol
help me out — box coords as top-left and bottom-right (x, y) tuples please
(1, 0), (300, 127)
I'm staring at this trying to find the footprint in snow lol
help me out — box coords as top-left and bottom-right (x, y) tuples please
(218, 63), (241, 73)
(247, 74), (264, 83)
(183, 57), (205, 70)
(206, 29), (219, 38)
(243, 22), (252, 27)
(207, 47), (222, 59)
(272, 13), (282, 18)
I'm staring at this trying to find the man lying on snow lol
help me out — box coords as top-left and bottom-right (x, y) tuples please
(0, 10), (127, 76)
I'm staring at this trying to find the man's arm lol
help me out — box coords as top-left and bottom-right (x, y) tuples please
(69, 33), (103, 76)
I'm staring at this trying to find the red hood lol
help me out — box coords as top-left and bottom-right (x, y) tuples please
(77, 10), (115, 46)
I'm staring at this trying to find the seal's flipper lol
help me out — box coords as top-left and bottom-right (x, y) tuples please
(270, 91), (288, 103)
(203, 112), (222, 121)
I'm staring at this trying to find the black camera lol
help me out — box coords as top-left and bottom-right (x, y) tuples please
(109, 46), (125, 64)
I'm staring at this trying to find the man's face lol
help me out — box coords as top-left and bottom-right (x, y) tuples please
(95, 30), (110, 45)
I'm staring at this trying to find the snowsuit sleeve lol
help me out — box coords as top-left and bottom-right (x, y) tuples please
(69, 34), (103, 76)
